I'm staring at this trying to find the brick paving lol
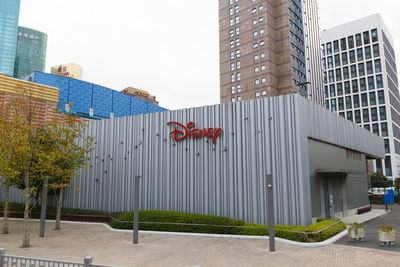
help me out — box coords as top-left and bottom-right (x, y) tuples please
(0, 219), (399, 266)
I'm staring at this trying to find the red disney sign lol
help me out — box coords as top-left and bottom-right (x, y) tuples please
(166, 121), (222, 144)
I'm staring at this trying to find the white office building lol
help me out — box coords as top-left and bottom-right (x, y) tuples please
(322, 14), (400, 181)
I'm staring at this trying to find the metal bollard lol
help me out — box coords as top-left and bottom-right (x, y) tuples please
(133, 176), (141, 244)
(84, 256), (93, 267)
(267, 174), (275, 252)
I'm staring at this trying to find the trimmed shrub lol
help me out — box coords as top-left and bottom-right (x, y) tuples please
(110, 210), (244, 235)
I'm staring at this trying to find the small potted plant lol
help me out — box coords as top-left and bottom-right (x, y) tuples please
(378, 225), (396, 246)
(348, 223), (366, 241)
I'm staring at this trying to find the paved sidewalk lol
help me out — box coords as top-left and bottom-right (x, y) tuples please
(337, 204), (400, 252)
(1, 220), (400, 266)
(341, 208), (387, 224)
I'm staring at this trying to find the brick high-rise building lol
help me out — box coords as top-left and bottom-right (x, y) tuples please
(219, 0), (324, 104)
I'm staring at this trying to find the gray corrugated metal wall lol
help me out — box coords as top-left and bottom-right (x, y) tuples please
(2, 95), (384, 225)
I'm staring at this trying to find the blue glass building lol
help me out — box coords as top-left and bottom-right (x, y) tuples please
(13, 26), (47, 79)
(0, 0), (20, 76)
(25, 72), (167, 119)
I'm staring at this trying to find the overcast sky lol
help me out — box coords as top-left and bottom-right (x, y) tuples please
(18, 0), (400, 110)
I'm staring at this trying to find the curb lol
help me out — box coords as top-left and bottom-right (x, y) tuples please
(4, 217), (346, 248)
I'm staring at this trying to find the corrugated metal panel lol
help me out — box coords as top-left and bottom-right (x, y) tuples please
(2, 95), (384, 226)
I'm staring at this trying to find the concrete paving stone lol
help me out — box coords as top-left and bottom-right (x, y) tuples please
(1, 219), (399, 267)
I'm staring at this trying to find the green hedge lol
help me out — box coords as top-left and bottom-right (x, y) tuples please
(110, 210), (244, 235)
(110, 211), (346, 242)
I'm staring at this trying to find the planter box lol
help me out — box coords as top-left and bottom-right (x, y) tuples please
(378, 230), (396, 245)
(348, 228), (366, 241)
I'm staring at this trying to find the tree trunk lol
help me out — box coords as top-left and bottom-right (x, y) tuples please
(22, 190), (30, 247)
(2, 185), (10, 234)
(22, 171), (30, 247)
(55, 189), (63, 230)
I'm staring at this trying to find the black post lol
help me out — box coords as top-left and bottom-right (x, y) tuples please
(267, 174), (275, 252)
(133, 175), (141, 244)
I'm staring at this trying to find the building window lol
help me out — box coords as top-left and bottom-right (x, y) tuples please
(349, 50), (356, 63)
(373, 44), (380, 57)
(236, 61), (240, 69)
(365, 46), (372, 59)
(371, 107), (378, 121)
(231, 85), (236, 94)
(235, 5), (239, 13)
(229, 8), (233, 15)
(352, 80), (358, 93)
(237, 96), (242, 101)
(351, 65), (357, 78)
(348, 36), (354, 49)
(385, 156), (392, 177)
(260, 53), (265, 58)
(231, 74), (235, 82)
(329, 70), (334, 83)
(372, 124), (379, 135)
(346, 96), (352, 109)
(354, 95), (360, 108)
(259, 17), (264, 23)
(254, 67), (259, 73)
(344, 81), (351, 94)
(232, 97), (236, 102)
(337, 83), (343, 95)
(254, 54), (259, 60)
(235, 16), (239, 24)
(237, 72), (241, 81)
(231, 62), (235, 71)
(255, 79), (260, 85)
(255, 92), (260, 97)
(261, 77), (266, 83)
(357, 48), (363, 61)
(369, 92), (376, 105)
(379, 106), (386, 120)
(378, 90), (385, 104)
(334, 54), (341, 67)
(330, 84), (336, 97)
(331, 99), (336, 111)
(261, 65), (266, 71)
(230, 29), (234, 37)
(253, 19), (257, 25)
(366, 61), (373, 75)
(262, 90), (267, 96)
(253, 31), (258, 37)
(368, 76), (375, 89)
(230, 40), (234, 48)
(326, 42), (332, 54)
(336, 68), (342, 81)
(361, 93), (368, 107)
(343, 67), (349, 80)
(381, 122), (388, 137)
(354, 110), (361, 123)
(229, 0), (233, 4)
(374, 59), (381, 73)
(358, 63), (365, 76)
(325, 100), (329, 109)
(236, 49), (240, 57)
(355, 33), (362, 46)
(260, 40), (264, 46)
(360, 78), (366, 91)
(347, 111), (353, 122)
(340, 38), (347, 51)
(333, 40), (339, 53)
(371, 29), (378, 42)
(235, 27), (240, 35)
(237, 84), (241, 92)
(363, 31), (370, 45)
(376, 74), (383, 88)
(258, 5), (264, 11)
(259, 28), (264, 34)
(230, 51), (235, 59)
(338, 97), (344, 111)
(384, 139), (390, 153)
(230, 18), (234, 26)
(342, 52), (348, 65)
(252, 8), (257, 14)
(236, 38), (240, 46)
(253, 43), (258, 48)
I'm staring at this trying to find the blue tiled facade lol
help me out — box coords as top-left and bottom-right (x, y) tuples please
(25, 72), (167, 119)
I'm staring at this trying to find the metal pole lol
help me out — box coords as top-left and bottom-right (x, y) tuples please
(40, 177), (48, 237)
(267, 174), (275, 252)
(133, 175), (141, 244)
(0, 248), (5, 266)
